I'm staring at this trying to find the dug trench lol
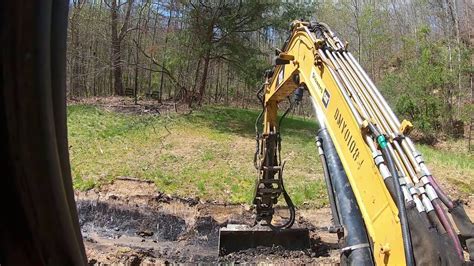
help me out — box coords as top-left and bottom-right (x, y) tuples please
(76, 178), (340, 264)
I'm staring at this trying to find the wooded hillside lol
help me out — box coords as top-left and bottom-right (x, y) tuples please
(67, 0), (473, 138)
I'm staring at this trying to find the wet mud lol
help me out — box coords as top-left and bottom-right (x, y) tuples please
(76, 179), (340, 265)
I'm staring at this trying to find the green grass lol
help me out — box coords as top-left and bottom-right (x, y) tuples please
(68, 104), (326, 207)
(417, 144), (473, 171)
(417, 143), (474, 195)
(68, 103), (473, 207)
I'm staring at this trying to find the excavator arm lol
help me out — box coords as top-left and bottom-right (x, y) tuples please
(248, 20), (474, 265)
(255, 20), (404, 265)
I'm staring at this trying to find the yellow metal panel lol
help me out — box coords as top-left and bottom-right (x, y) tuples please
(264, 29), (405, 265)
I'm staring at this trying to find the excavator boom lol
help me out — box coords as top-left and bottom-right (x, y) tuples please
(219, 20), (473, 265)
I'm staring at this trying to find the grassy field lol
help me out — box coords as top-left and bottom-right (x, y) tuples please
(68, 103), (473, 207)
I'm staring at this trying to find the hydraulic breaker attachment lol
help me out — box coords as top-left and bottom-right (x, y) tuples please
(253, 131), (296, 228)
(218, 224), (310, 256)
(217, 89), (303, 256)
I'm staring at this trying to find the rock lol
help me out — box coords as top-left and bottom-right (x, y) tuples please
(137, 230), (154, 237)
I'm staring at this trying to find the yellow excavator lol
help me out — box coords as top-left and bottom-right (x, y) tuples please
(2, 5), (473, 264)
(219, 20), (474, 265)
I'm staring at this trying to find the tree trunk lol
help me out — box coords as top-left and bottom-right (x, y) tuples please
(190, 58), (202, 105)
(133, 1), (148, 104)
(109, 0), (133, 96)
(197, 50), (211, 105)
(214, 60), (220, 103)
(443, 0), (455, 134)
(69, 16), (79, 98)
(147, 5), (159, 94)
(225, 63), (230, 105)
(110, 0), (124, 96)
(69, 1), (85, 98)
(159, 5), (173, 103)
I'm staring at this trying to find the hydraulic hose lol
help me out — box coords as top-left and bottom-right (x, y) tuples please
(432, 198), (464, 260)
(253, 108), (264, 170)
(316, 137), (341, 227)
(309, 21), (470, 263)
(266, 97), (296, 230)
(377, 135), (415, 266)
(311, 96), (341, 228)
(427, 175), (454, 209)
(253, 84), (265, 170)
(318, 129), (373, 266)
(273, 171), (296, 230)
(427, 209), (446, 233)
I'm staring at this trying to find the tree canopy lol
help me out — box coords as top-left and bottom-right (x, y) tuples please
(67, 0), (473, 137)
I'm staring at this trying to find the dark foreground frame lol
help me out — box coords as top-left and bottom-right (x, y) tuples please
(0, 1), (87, 264)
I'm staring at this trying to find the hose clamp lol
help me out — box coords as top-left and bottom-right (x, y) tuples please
(420, 176), (430, 185)
(393, 134), (405, 142)
(402, 186), (414, 202)
(413, 196), (425, 213)
(398, 177), (407, 186)
(372, 151), (384, 166)
(379, 164), (391, 180)
(422, 195), (434, 212)
(409, 186), (419, 196)
(425, 184), (439, 200)
(420, 164), (432, 177)
(341, 243), (370, 253)
(414, 153), (424, 163)
(417, 186), (426, 194)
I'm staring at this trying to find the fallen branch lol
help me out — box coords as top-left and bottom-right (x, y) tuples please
(115, 176), (154, 183)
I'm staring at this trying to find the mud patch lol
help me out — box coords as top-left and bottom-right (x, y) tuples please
(192, 216), (220, 245)
(76, 179), (340, 264)
(219, 243), (337, 264)
(78, 201), (186, 241)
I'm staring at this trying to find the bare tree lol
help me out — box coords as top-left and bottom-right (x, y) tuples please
(106, 0), (134, 96)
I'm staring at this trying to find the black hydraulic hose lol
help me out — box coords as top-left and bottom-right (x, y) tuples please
(277, 98), (294, 164)
(275, 190), (296, 229)
(418, 210), (433, 229)
(253, 85), (265, 170)
(427, 209), (446, 234)
(253, 108), (264, 170)
(254, 84), (265, 133)
(377, 136), (414, 266)
(274, 100), (296, 229)
(316, 136), (341, 227)
(432, 198), (464, 260)
(256, 83), (265, 106)
(268, 162), (295, 230)
(278, 97), (294, 130)
(318, 129), (373, 266)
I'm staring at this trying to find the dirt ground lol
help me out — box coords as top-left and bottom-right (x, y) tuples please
(71, 99), (473, 265)
(77, 178), (474, 265)
(77, 178), (340, 265)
